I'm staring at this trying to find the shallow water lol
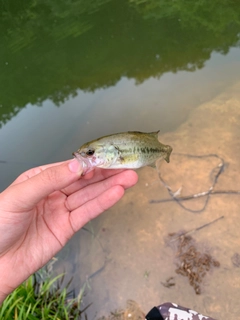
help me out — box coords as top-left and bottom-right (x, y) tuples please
(74, 86), (240, 319)
(1, 1), (240, 319)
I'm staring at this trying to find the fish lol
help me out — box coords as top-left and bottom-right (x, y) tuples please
(72, 130), (172, 174)
(145, 303), (216, 320)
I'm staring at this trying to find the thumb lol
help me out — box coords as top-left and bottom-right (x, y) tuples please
(5, 159), (83, 210)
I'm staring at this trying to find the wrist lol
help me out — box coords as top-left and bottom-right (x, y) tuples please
(0, 255), (27, 304)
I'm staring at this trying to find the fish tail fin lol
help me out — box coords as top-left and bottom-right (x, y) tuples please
(163, 145), (173, 163)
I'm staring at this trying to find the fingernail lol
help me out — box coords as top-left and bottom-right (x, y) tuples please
(68, 158), (83, 174)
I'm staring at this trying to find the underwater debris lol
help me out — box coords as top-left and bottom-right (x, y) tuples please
(151, 153), (240, 213)
(167, 233), (220, 294)
(161, 276), (175, 288)
(170, 216), (224, 242)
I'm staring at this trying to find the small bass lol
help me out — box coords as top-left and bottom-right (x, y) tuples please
(73, 131), (172, 173)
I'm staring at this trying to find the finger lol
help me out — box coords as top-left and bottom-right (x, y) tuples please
(11, 160), (70, 185)
(62, 168), (126, 196)
(66, 170), (138, 211)
(4, 159), (83, 210)
(69, 185), (125, 231)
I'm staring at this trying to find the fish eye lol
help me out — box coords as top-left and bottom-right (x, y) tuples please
(86, 149), (95, 156)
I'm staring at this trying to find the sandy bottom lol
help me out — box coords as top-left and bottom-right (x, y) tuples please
(57, 82), (240, 320)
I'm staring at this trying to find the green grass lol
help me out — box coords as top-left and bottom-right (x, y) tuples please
(0, 267), (87, 320)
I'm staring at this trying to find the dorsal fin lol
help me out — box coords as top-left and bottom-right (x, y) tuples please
(149, 130), (160, 139)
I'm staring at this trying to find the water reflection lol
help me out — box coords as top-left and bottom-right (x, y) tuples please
(1, 48), (240, 191)
(1, 0), (240, 126)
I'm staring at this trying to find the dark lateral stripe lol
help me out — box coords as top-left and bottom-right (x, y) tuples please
(120, 147), (160, 154)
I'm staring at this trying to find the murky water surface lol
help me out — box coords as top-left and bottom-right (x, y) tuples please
(1, 1), (240, 319)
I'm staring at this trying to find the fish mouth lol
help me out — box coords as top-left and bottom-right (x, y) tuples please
(72, 152), (94, 175)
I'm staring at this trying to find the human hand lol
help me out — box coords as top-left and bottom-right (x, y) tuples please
(0, 159), (138, 303)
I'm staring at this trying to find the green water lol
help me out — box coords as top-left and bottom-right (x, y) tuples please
(1, 0), (240, 318)
(1, 0), (240, 189)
